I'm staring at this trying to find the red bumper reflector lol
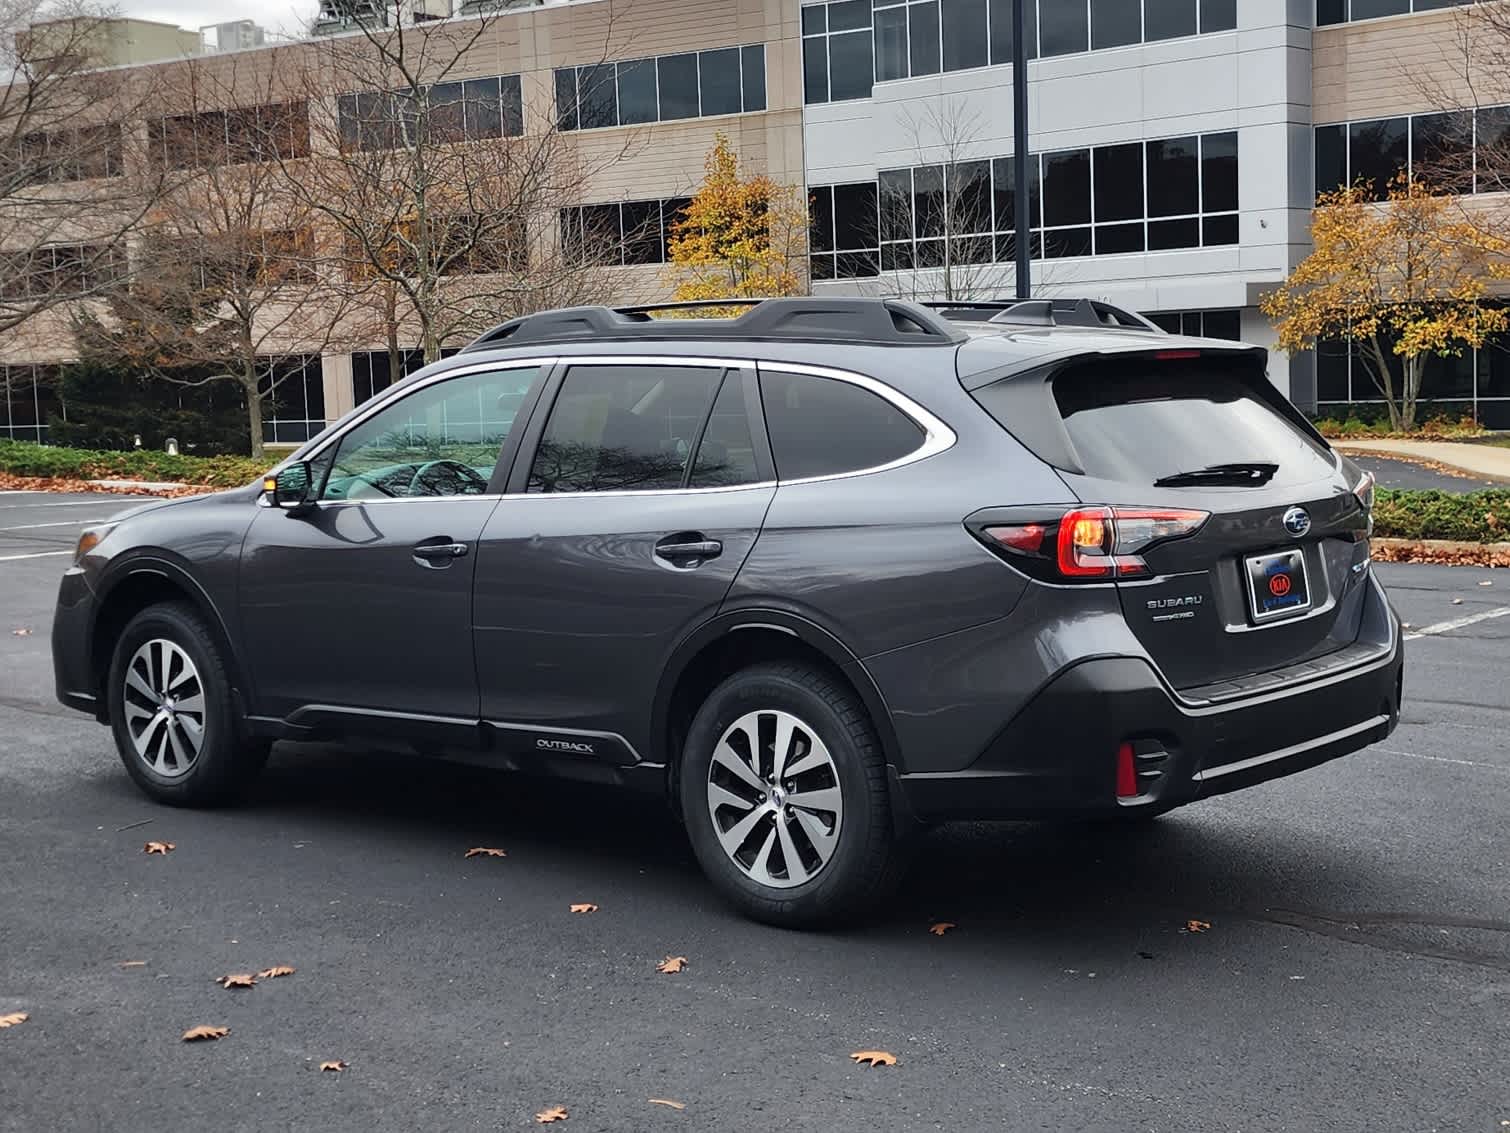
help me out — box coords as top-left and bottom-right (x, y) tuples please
(1115, 741), (1138, 799)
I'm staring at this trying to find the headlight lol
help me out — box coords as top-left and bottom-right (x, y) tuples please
(74, 524), (116, 564)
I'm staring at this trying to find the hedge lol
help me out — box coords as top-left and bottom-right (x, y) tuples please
(1373, 488), (1509, 543)
(0, 439), (268, 488)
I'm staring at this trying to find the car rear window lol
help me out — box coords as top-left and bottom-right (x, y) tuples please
(1048, 361), (1335, 487)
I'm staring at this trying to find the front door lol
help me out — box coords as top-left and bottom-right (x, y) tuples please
(239, 361), (544, 731)
(472, 359), (774, 760)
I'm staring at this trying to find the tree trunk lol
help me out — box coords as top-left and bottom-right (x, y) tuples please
(385, 284), (403, 386)
(244, 373), (265, 461)
(1400, 355), (1422, 432)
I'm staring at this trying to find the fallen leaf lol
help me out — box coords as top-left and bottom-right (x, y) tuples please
(648, 1099), (686, 1110)
(320, 1060), (347, 1073)
(656, 955), (688, 974)
(464, 847), (506, 858)
(11, 628), (32, 636)
(928, 921), (956, 936)
(850, 1050), (898, 1067)
(0, 1012), (29, 1029)
(257, 965), (295, 979)
(143, 841), (175, 855)
(1452, 597), (1464, 605)
(217, 973), (257, 989)
(1184, 919), (1212, 934)
(181, 1024), (229, 1042)
(569, 903), (598, 914)
(118, 961), (147, 968)
(535, 1105), (569, 1124)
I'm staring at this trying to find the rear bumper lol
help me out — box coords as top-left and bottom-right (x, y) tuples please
(52, 567), (102, 718)
(896, 612), (1403, 821)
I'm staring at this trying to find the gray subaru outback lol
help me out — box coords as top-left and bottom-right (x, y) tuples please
(52, 298), (1403, 927)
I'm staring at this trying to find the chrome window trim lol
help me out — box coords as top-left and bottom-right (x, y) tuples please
(755, 360), (957, 485)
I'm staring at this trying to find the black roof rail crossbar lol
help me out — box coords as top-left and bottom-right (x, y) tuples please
(615, 299), (766, 316)
(921, 297), (1160, 332)
(463, 297), (966, 351)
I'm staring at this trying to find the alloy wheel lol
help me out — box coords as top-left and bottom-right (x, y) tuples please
(706, 709), (843, 889)
(122, 638), (206, 778)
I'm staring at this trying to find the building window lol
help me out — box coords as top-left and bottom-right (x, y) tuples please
(1317, 0), (1473, 26)
(812, 129), (1239, 279)
(809, 182), (880, 279)
(1315, 103), (1510, 200)
(1145, 309), (1243, 339)
(801, 0), (1235, 101)
(555, 46), (766, 130)
(153, 102), (310, 168)
(260, 355), (326, 445)
(0, 243), (125, 299)
(338, 78), (521, 152)
(14, 123), (124, 184)
(0, 364), (62, 443)
(352, 349), (426, 406)
(559, 197), (693, 266)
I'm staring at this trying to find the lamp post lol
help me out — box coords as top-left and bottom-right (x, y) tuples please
(1012, 0), (1031, 299)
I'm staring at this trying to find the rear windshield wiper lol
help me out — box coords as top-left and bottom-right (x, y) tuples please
(1153, 461), (1280, 488)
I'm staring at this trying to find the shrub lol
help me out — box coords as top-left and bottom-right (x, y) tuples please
(0, 438), (267, 488)
(1374, 488), (1509, 543)
(46, 359), (250, 456)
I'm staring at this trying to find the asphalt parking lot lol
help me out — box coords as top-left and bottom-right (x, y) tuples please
(2, 491), (1508, 1132)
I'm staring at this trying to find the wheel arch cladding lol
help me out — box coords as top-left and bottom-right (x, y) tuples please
(92, 565), (249, 718)
(655, 618), (903, 789)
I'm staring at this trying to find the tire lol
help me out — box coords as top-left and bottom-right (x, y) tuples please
(107, 602), (267, 807)
(679, 662), (899, 928)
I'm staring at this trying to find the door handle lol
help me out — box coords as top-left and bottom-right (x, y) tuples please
(412, 541), (469, 562)
(655, 536), (723, 561)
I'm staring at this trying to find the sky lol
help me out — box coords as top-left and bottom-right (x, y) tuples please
(122, 0), (320, 38)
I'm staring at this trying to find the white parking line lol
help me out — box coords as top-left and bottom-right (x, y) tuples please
(0, 519), (109, 531)
(1376, 747), (1510, 774)
(1404, 606), (1510, 641)
(0, 550), (72, 562)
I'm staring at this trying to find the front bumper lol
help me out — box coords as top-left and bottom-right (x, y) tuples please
(896, 613), (1404, 822)
(52, 566), (101, 718)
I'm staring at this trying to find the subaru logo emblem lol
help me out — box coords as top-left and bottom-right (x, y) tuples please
(1282, 507), (1311, 538)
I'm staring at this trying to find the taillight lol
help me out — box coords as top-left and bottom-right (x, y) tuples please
(981, 505), (1209, 582)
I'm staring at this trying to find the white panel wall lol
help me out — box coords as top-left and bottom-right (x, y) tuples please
(800, 0), (1318, 394)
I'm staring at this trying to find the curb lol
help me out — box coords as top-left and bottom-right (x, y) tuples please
(1332, 441), (1510, 484)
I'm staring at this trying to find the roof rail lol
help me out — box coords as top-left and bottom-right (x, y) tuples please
(921, 298), (1161, 332)
(462, 297), (967, 352)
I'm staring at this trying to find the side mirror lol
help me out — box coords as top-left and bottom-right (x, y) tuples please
(263, 461), (315, 515)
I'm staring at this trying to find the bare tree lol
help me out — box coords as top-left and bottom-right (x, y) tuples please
(874, 100), (1016, 302)
(1407, 7), (1510, 204)
(287, 0), (638, 367)
(74, 53), (349, 458)
(0, 0), (165, 335)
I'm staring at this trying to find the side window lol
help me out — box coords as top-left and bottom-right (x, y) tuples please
(322, 366), (538, 500)
(759, 369), (924, 480)
(527, 364), (725, 493)
(689, 371), (761, 488)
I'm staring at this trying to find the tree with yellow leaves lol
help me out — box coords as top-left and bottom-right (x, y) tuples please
(664, 134), (807, 306)
(1262, 175), (1510, 431)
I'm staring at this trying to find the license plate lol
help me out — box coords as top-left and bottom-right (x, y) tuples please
(1244, 549), (1312, 623)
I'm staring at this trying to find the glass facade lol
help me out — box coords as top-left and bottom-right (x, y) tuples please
(804, 0), (1237, 103)
(556, 46), (766, 130)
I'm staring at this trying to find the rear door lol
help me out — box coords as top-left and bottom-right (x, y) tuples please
(977, 352), (1371, 690)
(471, 357), (774, 759)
